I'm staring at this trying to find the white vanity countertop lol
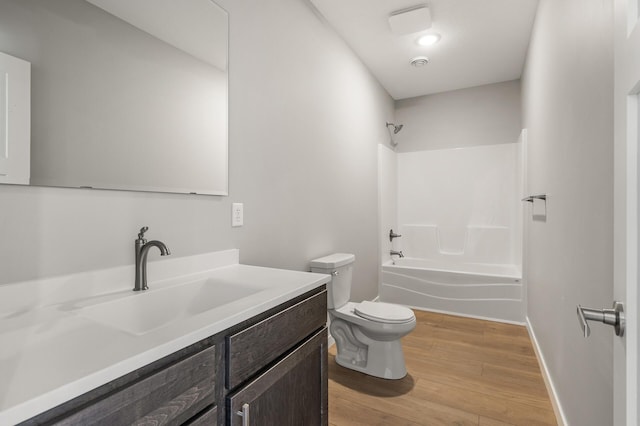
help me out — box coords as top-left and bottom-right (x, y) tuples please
(0, 249), (330, 425)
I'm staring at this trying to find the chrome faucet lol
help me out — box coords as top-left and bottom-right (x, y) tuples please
(390, 250), (404, 259)
(134, 226), (171, 291)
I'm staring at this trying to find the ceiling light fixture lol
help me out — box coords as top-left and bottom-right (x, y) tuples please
(410, 56), (430, 67)
(417, 33), (441, 46)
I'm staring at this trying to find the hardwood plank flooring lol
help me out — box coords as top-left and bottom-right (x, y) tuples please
(328, 310), (557, 426)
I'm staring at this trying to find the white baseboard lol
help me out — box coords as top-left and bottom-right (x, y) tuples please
(526, 316), (567, 426)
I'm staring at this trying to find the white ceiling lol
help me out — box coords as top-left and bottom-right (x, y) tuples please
(309, 0), (539, 100)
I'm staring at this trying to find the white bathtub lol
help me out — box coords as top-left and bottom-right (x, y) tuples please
(380, 258), (524, 324)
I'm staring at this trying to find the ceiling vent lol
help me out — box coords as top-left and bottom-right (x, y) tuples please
(388, 5), (432, 36)
(410, 56), (430, 67)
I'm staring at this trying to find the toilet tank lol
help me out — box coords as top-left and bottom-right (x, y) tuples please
(310, 253), (355, 309)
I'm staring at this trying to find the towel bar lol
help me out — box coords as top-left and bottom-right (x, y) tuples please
(521, 194), (546, 202)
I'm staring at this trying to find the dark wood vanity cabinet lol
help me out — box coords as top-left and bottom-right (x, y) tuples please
(227, 329), (327, 426)
(185, 405), (218, 425)
(20, 286), (327, 426)
(20, 339), (219, 426)
(226, 290), (328, 426)
(226, 289), (328, 389)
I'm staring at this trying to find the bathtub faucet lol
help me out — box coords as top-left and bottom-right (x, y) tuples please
(389, 229), (402, 241)
(390, 250), (404, 259)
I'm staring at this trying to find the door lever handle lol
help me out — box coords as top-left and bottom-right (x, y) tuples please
(577, 301), (624, 337)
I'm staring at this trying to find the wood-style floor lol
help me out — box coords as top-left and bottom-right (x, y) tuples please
(328, 310), (557, 426)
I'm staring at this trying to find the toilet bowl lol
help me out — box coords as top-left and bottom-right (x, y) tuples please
(310, 253), (416, 379)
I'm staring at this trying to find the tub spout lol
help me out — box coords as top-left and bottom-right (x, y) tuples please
(390, 250), (404, 259)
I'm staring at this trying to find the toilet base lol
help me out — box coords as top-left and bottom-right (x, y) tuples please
(331, 318), (409, 380)
(334, 342), (408, 380)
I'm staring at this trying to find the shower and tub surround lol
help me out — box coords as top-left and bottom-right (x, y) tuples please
(396, 144), (522, 266)
(381, 257), (523, 323)
(381, 142), (524, 323)
(310, 253), (416, 380)
(381, 225), (524, 324)
(400, 224), (517, 264)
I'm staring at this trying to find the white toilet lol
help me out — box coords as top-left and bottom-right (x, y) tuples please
(310, 253), (416, 380)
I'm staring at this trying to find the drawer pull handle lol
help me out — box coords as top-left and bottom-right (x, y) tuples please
(236, 402), (250, 426)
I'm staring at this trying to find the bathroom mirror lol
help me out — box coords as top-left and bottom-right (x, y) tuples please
(0, 0), (228, 195)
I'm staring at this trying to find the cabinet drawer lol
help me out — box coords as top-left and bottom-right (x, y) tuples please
(186, 405), (217, 425)
(55, 345), (216, 425)
(226, 289), (327, 389)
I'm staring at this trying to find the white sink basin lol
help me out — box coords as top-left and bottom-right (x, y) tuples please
(76, 278), (263, 335)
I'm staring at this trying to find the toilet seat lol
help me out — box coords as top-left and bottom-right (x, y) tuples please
(354, 301), (415, 324)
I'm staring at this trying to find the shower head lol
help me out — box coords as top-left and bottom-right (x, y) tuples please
(386, 122), (404, 134)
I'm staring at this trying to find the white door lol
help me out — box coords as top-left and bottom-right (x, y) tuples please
(614, 0), (640, 424)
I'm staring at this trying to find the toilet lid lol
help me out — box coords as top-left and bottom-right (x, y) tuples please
(354, 301), (415, 324)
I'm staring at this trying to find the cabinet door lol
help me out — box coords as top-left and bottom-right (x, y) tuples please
(228, 328), (328, 426)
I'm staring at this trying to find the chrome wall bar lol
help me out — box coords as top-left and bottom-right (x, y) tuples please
(521, 194), (547, 202)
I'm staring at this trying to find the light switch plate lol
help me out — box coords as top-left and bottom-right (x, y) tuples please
(232, 203), (243, 227)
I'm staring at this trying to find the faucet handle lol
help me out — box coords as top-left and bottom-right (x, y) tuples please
(138, 226), (149, 240)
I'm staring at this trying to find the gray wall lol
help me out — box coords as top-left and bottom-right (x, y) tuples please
(394, 80), (522, 152)
(522, 0), (614, 424)
(0, 0), (394, 303)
